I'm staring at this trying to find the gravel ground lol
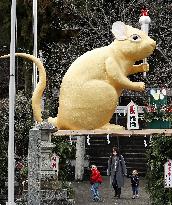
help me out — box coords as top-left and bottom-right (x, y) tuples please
(72, 176), (151, 205)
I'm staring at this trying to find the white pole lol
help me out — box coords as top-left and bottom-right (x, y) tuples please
(33, 0), (37, 91)
(7, 0), (16, 204)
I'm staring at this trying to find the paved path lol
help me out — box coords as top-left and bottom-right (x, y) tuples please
(72, 176), (151, 205)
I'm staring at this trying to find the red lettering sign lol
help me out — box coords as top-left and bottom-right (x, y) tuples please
(52, 162), (56, 168)
(130, 105), (135, 114)
(52, 157), (56, 162)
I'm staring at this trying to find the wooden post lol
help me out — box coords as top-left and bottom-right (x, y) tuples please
(75, 136), (85, 181)
(53, 129), (172, 137)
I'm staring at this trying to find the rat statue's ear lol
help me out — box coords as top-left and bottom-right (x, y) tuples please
(112, 21), (127, 40)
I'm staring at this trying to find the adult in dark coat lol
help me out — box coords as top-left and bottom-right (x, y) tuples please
(107, 146), (127, 198)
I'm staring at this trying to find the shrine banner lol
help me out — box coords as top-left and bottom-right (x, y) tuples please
(127, 101), (139, 130)
(164, 159), (172, 188)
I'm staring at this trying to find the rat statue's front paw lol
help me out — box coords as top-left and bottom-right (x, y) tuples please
(142, 63), (149, 72)
(137, 82), (145, 91)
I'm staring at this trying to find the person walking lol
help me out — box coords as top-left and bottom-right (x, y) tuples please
(107, 146), (127, 198)
(128, 169), (139, 199)
(90, 164), (103, 202)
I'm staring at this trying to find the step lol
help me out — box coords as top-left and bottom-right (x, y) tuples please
(86, 145), (147, 152)
(121, 149), (147, 154)
(86, 145), (113, 149)
(86, 143), (146, 148)
(86, 150), (113, 157)
(88, 155), (147, 164)
(126, 167), (147, 173)
(123, 152), (146, 157)
(85, 135), (148, 178)
(126, 163), (147, 169)
(86, 146), (147, 155)
(125, 157), (147, 163)
(121, 144), (147, 148)
(89, 160), (146, 167)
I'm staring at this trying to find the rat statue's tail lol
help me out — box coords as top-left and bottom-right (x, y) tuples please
(0, 53), (46, 123)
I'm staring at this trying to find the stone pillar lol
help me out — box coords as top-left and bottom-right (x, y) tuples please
(40, 129), (55, 178)
(75, 136), (85, 181)
(28, 128), (41, 205)
(28, 124), (55, 205)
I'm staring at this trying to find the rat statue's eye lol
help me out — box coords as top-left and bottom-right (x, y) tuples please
(130, 34), (141, 42)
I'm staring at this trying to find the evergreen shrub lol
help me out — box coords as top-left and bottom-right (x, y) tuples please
(146, 134), (172, 205)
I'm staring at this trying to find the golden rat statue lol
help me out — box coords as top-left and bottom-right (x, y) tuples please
(1, 21), (156, 130)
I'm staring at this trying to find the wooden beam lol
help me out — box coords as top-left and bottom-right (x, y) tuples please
(53, 129), (172, 137)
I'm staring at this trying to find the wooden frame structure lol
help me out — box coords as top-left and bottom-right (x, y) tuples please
(53, 129), (172, 180)
(53, 129), (172, 136)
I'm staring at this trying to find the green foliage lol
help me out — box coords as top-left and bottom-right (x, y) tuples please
(15, 90), (33, 157)
(0, 90), (33, 188)
(0, 0), (10, 46)
(0, 99), (8, 188)
(143, 89), (172, 128)
(0, 0), (63, 50)
(144, 106), (172, 123)
(61, 181), (75, 199)
(20, 161), (28, 182)
(52, 136), (76, 181)
(146, 135), (172, 205)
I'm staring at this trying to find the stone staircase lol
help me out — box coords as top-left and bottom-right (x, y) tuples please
(85, 135), (149, 177)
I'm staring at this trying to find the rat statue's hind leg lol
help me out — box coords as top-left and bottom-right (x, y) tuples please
(57, 79), (122, 130)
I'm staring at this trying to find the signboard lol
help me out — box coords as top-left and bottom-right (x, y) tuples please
(164, 159), (172, 188)
(51, 153), (60, 173)
(150, 88), (167, 108)
(127, 101), (139, 130)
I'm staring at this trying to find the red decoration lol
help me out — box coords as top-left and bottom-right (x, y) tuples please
(16, 161), (24, 170)
(141, 7), (149, 16)
(145, 105), (172, 113)
(130, 105), (135, 114)
(145, 106), (156, 113)
(166, 106), (172, 112)
(52, 162), (56, 169)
